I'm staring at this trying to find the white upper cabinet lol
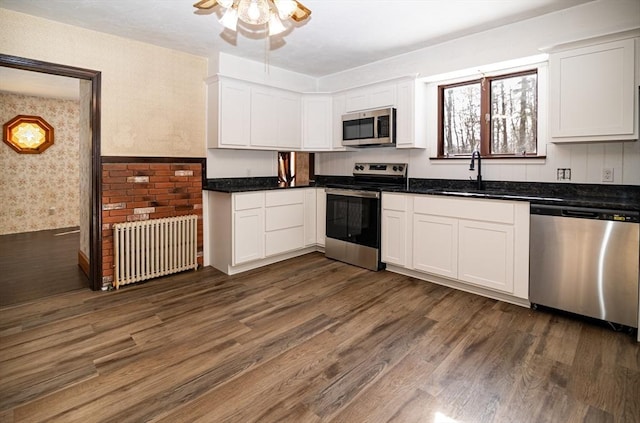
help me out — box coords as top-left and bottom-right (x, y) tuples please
(332, 94), (347, 150)
(207, 76), (302, 150)
(208, 77), (251, 148)
(251, 86), (301, 150)
(395, 79), (427, 149)
(550, 37), (637, 142)
(345, 82), (396, 112)
(302, 94), (333, 150)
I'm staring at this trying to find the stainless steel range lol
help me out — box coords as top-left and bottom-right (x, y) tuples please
(325, 163), (408, 271)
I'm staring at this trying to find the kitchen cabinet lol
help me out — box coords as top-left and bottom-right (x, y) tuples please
(458, 219), (514, 293)
(209, 188), (322, 275)
(382, 193), (530, 304)
(381, 193), (408, 266)
(207, 77), (251, 148)
(549, 37), (637, 142)
(316, 188), (326, 247)
(302, 94), (333, 150)
(251, 86), (301, 149)
(344, 82), (396, 112)
(332, 94), (347, 150)
(265, 190), (305, 256)
(395, 79), (427, 149)
(304, 189), (317, 245)
(233, 192), (265, 265)
(412, 213), (458, 279)
(207, 76), (302, 151)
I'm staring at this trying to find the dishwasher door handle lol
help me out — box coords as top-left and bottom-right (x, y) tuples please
(561, 209), (600, 219)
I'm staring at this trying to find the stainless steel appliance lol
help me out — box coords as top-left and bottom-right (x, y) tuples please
(529, 205), (639, 328)
(325, 163), (407, 271)
(341, 107), (396, 147)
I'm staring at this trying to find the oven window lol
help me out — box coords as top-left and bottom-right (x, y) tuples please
(326, 194), (380, 248)
(343, 117), (374, 140)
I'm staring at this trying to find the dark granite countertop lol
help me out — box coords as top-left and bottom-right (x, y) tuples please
(396, 179), (640, 212)
(204, 176), (639, 212)
(204, 177), (315, 193)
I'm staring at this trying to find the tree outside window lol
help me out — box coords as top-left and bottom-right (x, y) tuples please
(438, 70), (537, 157)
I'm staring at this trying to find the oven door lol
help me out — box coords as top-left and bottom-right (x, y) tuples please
(325, 188), (383, 270)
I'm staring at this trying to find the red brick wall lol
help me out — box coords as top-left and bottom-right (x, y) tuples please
(101, 162), (203, 285)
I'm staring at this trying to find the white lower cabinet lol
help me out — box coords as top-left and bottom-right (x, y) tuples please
(209, 188), (325, 275)
(412, 214), (458, 279)
(234, 207), (265, 265)
(457, 219), (514, 293)
(316, 188), (326, 247)
(382, 193), (530, 304)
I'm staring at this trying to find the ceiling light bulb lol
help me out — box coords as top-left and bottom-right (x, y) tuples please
(218, 0), (234, 7)
(219, 7), (238, 30)
(273, 0), (296, 19)
(237, 0), (269, 25)
(268, 11), (286, 36)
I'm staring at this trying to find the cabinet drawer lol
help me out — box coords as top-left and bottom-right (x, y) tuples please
(265, 203), (304, 231)
(265, 226), (304, 256)
(265, 190), (305, 207)
(414, 196), (514, 224)
(234, 192), (264, 211)
(382, 193), (407, 212)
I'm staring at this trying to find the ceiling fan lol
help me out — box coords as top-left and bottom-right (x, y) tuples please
(194, 0), (312, 36)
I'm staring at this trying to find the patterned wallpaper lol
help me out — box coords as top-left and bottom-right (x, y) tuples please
(79, 80), (92, 257)
(0, 92), (80, 235)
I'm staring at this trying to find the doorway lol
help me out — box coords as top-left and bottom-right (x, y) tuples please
(0, 54), (102, 294)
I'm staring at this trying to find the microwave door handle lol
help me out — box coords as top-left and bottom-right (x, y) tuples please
(374, 117), (380, 139)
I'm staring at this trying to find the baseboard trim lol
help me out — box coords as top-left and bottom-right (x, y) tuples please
(78, 250), (90, 277)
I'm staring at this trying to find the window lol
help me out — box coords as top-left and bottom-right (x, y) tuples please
(438, 70), (537, 157)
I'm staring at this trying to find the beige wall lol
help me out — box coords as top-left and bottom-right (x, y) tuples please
(0, 92), (80, 234)
(0, 8), (207, 158)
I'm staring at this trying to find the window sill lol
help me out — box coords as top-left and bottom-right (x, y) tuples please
(430, 155), (546, 164)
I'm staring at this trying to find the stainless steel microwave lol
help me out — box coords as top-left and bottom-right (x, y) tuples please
(341, 107), (396, 147)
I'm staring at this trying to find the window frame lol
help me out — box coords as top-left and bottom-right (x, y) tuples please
(437, 69), (539, 159)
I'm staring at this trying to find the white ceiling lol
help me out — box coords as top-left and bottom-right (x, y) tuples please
(0, 67), (79, 100)
(1, 0), (594, 77)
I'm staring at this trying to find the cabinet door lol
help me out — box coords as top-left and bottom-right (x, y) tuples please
(219, 80), (251, 147)
(345, 88), (369, 112)
(550, 38), (636, 141)
(369, 83), (396, 109)
(250, 87), (277, 148)
(316, 189), (326, 247)
(277, 92), (302, 150)
(332, 94), (347, 150)
(233, 208), (264, 265)
(458, 219), (514, 293)
(395, 80), (414, 148)
(302, 95), (332, 150)
(412, 214), (458, 279)
(304, 189), (317, 246)
(382, 210), (406, 266)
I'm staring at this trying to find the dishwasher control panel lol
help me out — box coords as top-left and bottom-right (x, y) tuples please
(530, 205), (639, 223)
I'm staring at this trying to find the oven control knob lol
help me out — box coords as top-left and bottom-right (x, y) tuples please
(393, 166), (398, 171)
(398, 166), (404, 172)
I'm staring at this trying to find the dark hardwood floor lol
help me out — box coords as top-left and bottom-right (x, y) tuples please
(0, 252), (638, 422)
(0, 228), (89, 307)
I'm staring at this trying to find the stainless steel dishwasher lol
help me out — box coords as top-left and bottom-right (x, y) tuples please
(529, 205), (639, 328)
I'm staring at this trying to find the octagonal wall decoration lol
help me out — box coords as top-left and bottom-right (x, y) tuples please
(3, 115), (55, 154)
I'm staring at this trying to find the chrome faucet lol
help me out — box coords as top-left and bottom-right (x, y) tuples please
(469, 150), (482, 190)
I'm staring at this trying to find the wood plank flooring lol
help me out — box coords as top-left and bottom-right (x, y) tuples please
(0, 252), (638, 422)
(0, 228), (89, 306)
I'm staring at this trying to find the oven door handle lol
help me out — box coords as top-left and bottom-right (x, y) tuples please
(326, 188), (380, 199)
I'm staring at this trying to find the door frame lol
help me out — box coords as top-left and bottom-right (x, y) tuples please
(0, 54), (103, 291)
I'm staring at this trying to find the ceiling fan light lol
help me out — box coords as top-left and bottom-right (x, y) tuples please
(218, 0), (235, 8)
(290, 1), (311, 22)
(273, 0), (296, 19)
(220, 7), (238, 30)
(193, 0), (218, 10)
(237, 0), (270, 25)
(268, 11), (286, 36)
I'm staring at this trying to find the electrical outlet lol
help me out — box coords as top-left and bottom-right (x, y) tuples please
(556, 168), (571, 181)
(602, 168), (614, 182)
